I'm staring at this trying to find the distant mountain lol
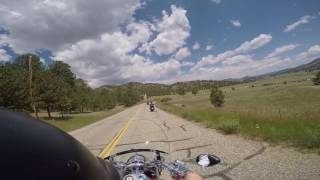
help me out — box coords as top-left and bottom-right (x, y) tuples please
(99, 57), (320, 96)
(100, 80), (241, 96)
(271, 57), (320, 75)
(241, 57), (320, 81)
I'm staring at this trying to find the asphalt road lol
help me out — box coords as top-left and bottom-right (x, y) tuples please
(71, 104), (320, 180)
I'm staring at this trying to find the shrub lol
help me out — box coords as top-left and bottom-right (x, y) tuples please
(160, 97), (172, 103)
(210, 86), (225, 107)
(191, 87), (198, 95)
(177, 87), (186, 95)
(182, 111), (189, 119)
(216, 118), (240, 134)
(262, 83), (273, 86)
(313, 71), (320, 85)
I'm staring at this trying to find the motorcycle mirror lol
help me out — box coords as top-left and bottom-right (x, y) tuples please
(195, 154), (220, 167)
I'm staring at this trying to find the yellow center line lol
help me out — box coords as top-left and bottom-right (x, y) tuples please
(99, 106), (142, 158)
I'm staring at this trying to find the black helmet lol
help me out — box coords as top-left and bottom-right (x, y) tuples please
(0, 108), (120, 180)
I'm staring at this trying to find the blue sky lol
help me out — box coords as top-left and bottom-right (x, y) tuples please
(0, 0), (320, 86)
(135, 0), (320, 61)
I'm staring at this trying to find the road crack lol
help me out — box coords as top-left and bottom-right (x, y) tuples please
(163, 122), (171, 130)
(203, 146), (266, 180)
(174, 144), (213, 152)
(179, 125), (187, 132)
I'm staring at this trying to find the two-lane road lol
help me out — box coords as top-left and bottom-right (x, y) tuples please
(71, 104), (320, 180)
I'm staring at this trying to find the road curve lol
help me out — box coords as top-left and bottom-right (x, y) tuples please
(71, 104), (320, 180)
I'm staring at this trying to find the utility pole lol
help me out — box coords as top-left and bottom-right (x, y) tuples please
(28, 55), (38, 119)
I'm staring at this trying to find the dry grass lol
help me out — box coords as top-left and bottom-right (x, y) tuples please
(157, 71), (320, 150)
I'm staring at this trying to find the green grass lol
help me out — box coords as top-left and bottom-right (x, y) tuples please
(157, 71), (320, 151)
(38, 107), (124, 132)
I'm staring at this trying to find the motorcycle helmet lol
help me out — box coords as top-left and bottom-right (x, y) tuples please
(0, 108), (120, 180)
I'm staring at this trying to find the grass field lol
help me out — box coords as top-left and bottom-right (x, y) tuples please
(37, 107), (124, 132)
(156, 71), (320, 152)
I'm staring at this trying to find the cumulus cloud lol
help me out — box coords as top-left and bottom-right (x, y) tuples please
(139, 5), (190, 55)
(123, 57), (181, 84)
(0, 0), (142, 52)
(267, 44), (298, 58)
(284, 15), (314, 33)
(192, 42), (200, 50)
(191, 55), (218, 70)
(230, 20), (241, 27)
(54, 19), (182, 87)
(296, 44), (320, 60)
(126, 21), (153, 46)
(181, 61), (195, 67)
(0, 49), (11, 62)
(174, 47), (191, 60)
(2, 0), (310, 86)
(1, 1), (189, 86)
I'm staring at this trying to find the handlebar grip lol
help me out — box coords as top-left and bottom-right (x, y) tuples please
(167, 161), (189, 180)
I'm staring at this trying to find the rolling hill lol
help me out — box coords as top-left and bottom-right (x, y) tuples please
(99, 57), (320, 96)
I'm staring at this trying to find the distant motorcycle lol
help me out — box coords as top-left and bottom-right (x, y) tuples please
(149, 104), (155, 112)
(104, 148), (221, 180)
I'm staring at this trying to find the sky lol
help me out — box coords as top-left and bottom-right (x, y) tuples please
(0, 0), (320, 87)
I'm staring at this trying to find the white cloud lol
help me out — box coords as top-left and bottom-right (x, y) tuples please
(267, 44), (298, 58)
(191, 55), (218, 71)
(206, 45), (213, 51)
(192, 42), (200, 50)
(296, 44), (320, 60)
(139, 5), (190, 55)
(181, 61), (195, 67)
(54, 20), (182, 87)
(185, 42), (319, 83)
(235, 34), (272, 53)
(178, 56), (294, 82)
(126, 21), (153, 47)
(123, 57), (182, 84)
(0, 49), (11, 62)
(284, 15), (314, 33)
(0, 0), (187, 86)
(222, 55), (253, 65)
(230, 20), (241, 27)
(0, 0), (142, 52)
(193, 34), (272, 70)
(175, 47), (191, 60)
(2, 1), (310, 86)
(210, 0), (222, 4)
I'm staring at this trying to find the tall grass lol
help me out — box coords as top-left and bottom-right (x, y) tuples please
(158, 103), (320, 150)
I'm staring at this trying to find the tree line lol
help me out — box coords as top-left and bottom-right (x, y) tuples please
(0, 54), (142, 119)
